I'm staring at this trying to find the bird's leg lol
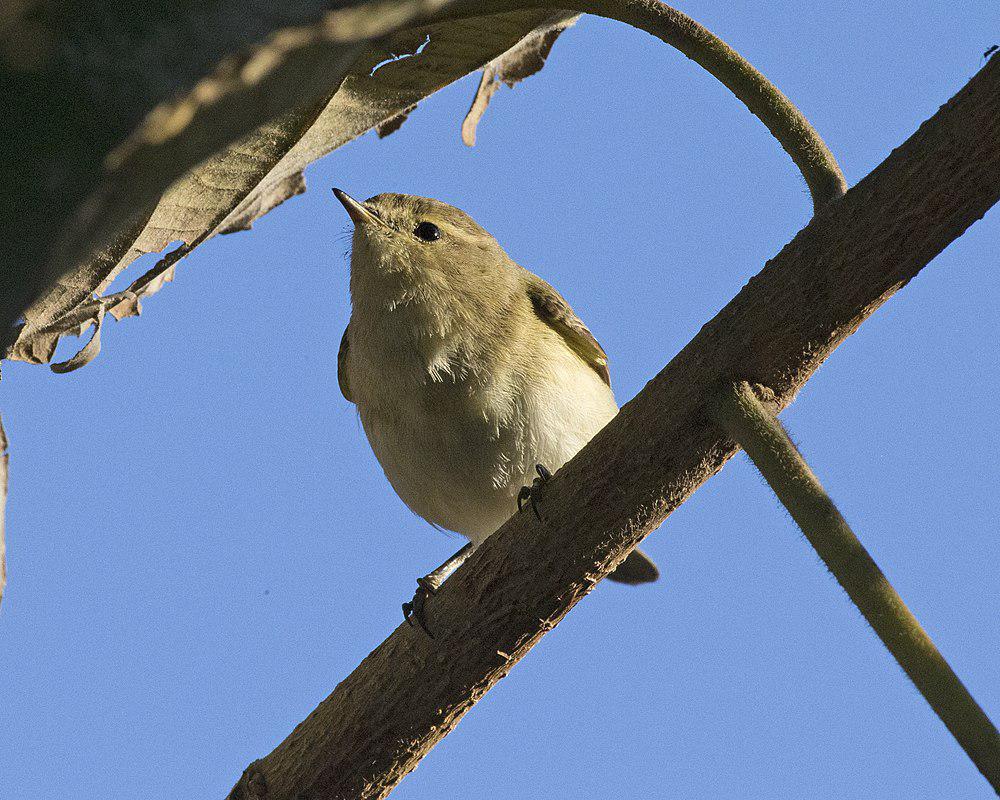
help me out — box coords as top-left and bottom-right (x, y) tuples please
(517, 464), (553, 521)
(403, 541), (474, 637)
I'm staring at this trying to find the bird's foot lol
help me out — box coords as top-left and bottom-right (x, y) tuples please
(517, 464), (553, 521)
(402, 577), (438, 638)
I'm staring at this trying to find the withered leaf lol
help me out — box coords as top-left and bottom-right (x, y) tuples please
(50, 305), (107, 374)
(7, 6), (574, 372)
(462, 12), (578, 147)
(376, 104), (418, 138)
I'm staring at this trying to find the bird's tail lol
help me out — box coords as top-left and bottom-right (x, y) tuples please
(607, 547), (659, 585)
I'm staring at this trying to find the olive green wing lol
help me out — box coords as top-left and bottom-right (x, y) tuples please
(525, 275), (610, 386)
(337, 323), (353, 403)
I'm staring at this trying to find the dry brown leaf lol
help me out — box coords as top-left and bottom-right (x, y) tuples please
(376, 104), (418, 138)
(462, 12), (578, 146)
(6, 8), (573, 370)
(50, 305), (107, 374)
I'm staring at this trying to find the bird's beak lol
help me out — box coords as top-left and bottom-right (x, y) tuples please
(333, 188), (381, 227)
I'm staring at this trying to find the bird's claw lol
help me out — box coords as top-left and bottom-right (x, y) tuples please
(517, 464), (553, 521)
(402, 577), (438, 638)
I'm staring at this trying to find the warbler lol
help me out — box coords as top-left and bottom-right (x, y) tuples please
(333, 189), (658, 632)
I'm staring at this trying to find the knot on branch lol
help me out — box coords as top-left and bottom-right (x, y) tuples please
(227, 763), (269, 800)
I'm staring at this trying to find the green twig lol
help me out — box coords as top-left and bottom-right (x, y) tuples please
(714, 381), (1000, 792)
(435, 0), (848, 212)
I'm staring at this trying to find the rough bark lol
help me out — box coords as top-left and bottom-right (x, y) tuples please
(226, 53), (1000, 800)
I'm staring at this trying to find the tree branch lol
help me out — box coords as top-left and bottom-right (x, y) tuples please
(439, 0), (847, 211)
(226, 51), (1000, 800)
(713, 381), (1000, 791)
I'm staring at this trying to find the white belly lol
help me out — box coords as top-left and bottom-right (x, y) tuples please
(351, 335), (618, 545)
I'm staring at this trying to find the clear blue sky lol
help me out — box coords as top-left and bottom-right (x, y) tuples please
(2, 3), (997, 798)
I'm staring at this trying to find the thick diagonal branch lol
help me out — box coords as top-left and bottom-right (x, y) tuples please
(227, 55), (1000, 800)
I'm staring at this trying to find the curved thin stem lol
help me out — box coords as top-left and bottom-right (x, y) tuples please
(714, 381), (1000, 792)
(434, 0), (848, 212)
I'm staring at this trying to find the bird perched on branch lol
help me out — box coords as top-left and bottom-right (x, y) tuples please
(333, 189), (658, 634)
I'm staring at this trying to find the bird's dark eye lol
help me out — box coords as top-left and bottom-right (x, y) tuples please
(413, 221), (441, 242)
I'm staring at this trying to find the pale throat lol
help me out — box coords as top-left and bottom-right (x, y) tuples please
(351, 268), (485, 388)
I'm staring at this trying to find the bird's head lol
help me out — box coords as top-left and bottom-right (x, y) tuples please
(333, 189), (513, 281)
(333, 189), (521, 326)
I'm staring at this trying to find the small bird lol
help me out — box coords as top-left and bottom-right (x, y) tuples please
(333, 189), (658, 633)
